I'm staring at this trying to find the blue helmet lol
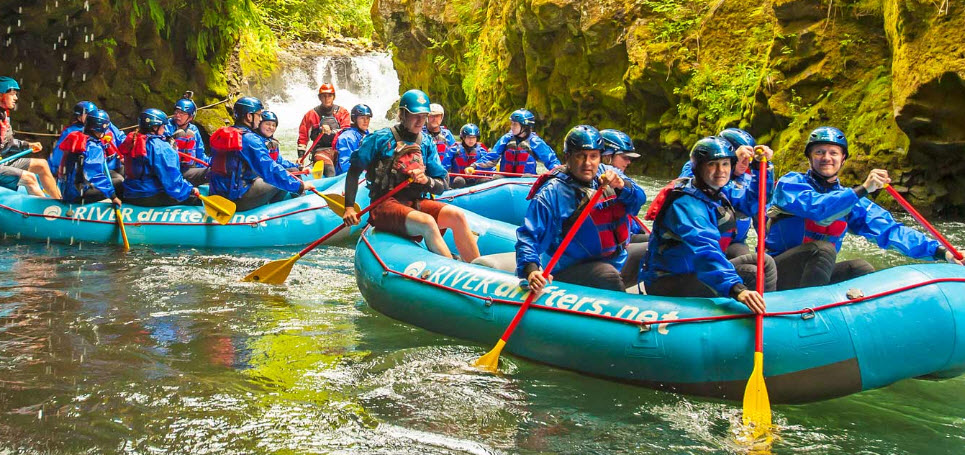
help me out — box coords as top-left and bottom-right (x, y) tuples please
(233, 96), (264, 119)
(690, 136), (736, 168)
(351, 104), (373, 123)
(509, 109), (536, 127)
(139, 108), (168, 130)
(718, 128), (756, 149)
(174, 98), (197, 116)
(73, 101), (98, 118)
(84, 109), (111, 134)
(460, 123), (481, 139)
(399, 89), (431, 114)
(260, 110), (278, 125)
(563, 125), (604, 155)
(805, 126), (848, 158)
(0, 76), (20, 93)
(600, 129), (639, 158)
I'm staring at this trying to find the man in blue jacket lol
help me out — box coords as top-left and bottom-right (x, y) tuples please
(642, 137), (774, 313)
(516, 125), (647, 293)
(471, 109), (561, 175)
(120, 108), (201, 207)
(766, 126), (963, 290)
(341, 89), (479, 263)
(208, 97), (313, 211)
(334, 104), (372, 175)
(57, 109), (122, 205)
(165, 97), (209, 185)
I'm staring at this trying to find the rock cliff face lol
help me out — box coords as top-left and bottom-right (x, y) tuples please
(0, 0), (273, 140)
(373, 0), (965, 213)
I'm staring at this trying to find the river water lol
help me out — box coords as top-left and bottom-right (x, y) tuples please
(1, 55), (964, 453)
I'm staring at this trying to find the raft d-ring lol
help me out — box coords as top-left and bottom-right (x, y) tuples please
(801, 308), (816, 320)
(639, 323), (652, 333)
(382, 270), (388, 277)
(483, 297), (493, 307)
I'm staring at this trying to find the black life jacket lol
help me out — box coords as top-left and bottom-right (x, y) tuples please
(366, 125), (429, 202)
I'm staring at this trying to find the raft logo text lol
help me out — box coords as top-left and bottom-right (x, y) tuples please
(404, 262), (679, 334)
(49, 205), (270, 226)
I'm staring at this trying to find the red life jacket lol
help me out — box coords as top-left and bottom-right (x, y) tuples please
(802, 219), (848, 244)
(429, 129), (449, 162)
(644, 178), (683, 221)
(500, 138), (531, 174)
(173, 129), (198, 163)
(266, 137), (280, 161)
(209, 127), (243, 177)
(451, 146), (478, 174)
(118, 132), (150, 180)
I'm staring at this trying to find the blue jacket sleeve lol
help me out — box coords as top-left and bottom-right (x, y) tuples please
(351, 132), (382, 170)
(109, 123), (126, 148)
(476, 134), (509, 169)
(151, 141), (196, 201)
(443, 128), (456, 146)
(421, 134), (449, 181)
(615, 169), (647, 215)
(531, 135), (561, 169)
(242, 134), (303, 193)
(190, 124), (207, 161)
(84, 142), (116, 198)
(515, 191), (561, 278)
(848, 198), (940, 260)
(335, 131), (358, 173)
(664, 198), (744, 296)
(772, 173), (859, 223)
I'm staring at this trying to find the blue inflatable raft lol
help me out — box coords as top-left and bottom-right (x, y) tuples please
(355, 227), (965, 403)
(436, 177), (534, 225)
(0, 174), (371, 248)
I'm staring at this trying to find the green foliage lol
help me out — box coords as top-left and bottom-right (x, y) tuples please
(639, 0), (708, 43)
(253, 0), (374, 42)
(675, 63), (760, 127)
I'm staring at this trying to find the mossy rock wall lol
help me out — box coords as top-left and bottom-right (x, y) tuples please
(0, 0), (276, 141)
(373, 0), (965, 214)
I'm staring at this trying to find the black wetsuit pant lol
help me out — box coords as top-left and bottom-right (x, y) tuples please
(773, 240), (875, 290)
(647, 253), (777, 297)
(234, 178), (291, 212)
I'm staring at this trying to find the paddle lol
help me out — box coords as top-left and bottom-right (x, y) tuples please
(474, 182), (607, 373)
(177, 151), (209, 167)
(742, 154), (771, 438)
(308, 188), (360, 218)
(242, 179), (413, 284)
(298, 127), (330, 166)
(631, 214), (652, 235)
(468, 169), (529, 178)
(312, 160), (326, 179)
(196, 192), (236, 225)
(0, 148), (34, 166)
(885, 185), (964, 261)
(113, 202), (130, 250)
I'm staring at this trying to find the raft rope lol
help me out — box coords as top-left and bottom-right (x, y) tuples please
(359, 232), (965, 330)
(13, 96), (233, 137)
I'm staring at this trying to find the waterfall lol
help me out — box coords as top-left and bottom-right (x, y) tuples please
(266, 52), (400, 157)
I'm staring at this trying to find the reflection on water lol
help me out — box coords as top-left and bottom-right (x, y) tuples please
(0, 176), (963, 453)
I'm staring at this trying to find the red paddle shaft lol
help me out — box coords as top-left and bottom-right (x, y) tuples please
(886, 185), (963, 261)
(494, 185), (607, 344)
(754, 157), (768, 352)
(294, 179), (412, 258)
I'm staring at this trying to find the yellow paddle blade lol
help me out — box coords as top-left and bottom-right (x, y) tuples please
(200, 194), (236, 225)
(115, 208), (130, 251)
(473, 339), (506, 373)
(318, 193), (361, 218)
(312, 161), (325, 179)
(241, 254), (300, 284)
(742, 351), (773, 439)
